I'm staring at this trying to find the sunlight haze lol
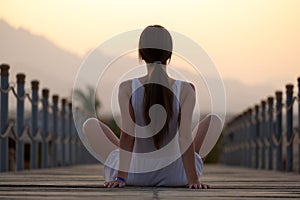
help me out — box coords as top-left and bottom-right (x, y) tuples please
(0, 0), (300, 114)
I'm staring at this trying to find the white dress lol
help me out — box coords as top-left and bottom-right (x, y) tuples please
(104, 78), (203, 186)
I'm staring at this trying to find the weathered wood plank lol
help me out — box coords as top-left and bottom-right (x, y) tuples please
(0, 164), (299, 199)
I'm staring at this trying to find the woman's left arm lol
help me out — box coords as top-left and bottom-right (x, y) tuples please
(178, 82), (210, 189)
(178, 83), (198, 186)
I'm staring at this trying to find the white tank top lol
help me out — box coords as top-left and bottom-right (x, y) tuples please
(131, 78), (182, 153)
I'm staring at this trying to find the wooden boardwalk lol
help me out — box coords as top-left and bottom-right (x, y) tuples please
(0, 164), (299, 199)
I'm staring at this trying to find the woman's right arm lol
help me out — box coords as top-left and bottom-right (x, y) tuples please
(179, 82), (209, 189)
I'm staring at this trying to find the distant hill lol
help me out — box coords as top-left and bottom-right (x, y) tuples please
(0, 19), (81, 98)
(0, 19), (277, 116)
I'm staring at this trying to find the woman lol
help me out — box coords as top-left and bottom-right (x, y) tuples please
(85, 25), (218, 189)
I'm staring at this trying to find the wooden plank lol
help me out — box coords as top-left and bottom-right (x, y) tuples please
(0, 164), (299, 199)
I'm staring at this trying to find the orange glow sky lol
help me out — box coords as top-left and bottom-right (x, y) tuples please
(0, 0), (300, 87)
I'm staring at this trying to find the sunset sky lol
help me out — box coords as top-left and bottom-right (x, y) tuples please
(1, 0), (300, 114)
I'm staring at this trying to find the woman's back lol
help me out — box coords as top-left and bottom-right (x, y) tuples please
(131, 78), (182, 153)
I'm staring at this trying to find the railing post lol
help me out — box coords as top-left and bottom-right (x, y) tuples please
(247, 109), (252, 168)
(254, 105), (260, 169)
(241, 113), (245, 167)
(42, 88), (49, 168)
(61, 98), (67, 166)
(239, 115), (243, 166)
(75, 107), (79, 164)
(250, 107), (255, 168)
(240, 116), (243, 166)
(0, 64), (10, 172)
(240, 113), (244, 166)
(244, 111), (248, 167)
(234, 116), (239, 166)
(267, 97), (274, 170)
(68, 102), (73, 165)
(76, 107), (84, 165)
(275, 91), (283, 171)
(16, 73), (26, 171)
(235, 116), (239, 166)
(298, 77), (300, 174)
(243, 112), (247, 167)
(285, 84), (294, 172)
(239, 115), (242, 166)
(241, 111), (248, 167)
(260, 100), (266, 169)
(223, 125), (227, 165)
(52, 95), (59, 167)
(231, 119), (235, 166)
(30, 80), (39, 169)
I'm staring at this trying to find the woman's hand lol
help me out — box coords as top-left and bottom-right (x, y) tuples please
(104, 180), (126, 188)
(188, 180), (211, 189)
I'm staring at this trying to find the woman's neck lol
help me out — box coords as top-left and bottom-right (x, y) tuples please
(146, 63), (167, 78)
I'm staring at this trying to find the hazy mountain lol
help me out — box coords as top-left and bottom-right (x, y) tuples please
(0, 19), (278, 117)
(224, 79), (277, 114)
(0, 19), (81, 98)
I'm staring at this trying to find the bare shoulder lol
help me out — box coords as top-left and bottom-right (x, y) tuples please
(118, 79), (133, 98)
(179, 81), (196, 105)
(119, 79), (132, 88)
(180, 81), (195, 94)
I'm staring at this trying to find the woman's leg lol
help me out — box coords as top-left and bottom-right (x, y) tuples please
(83, 118), (119, 161)
(192, 114), (222, 157)
(98, 120), (120, 147)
